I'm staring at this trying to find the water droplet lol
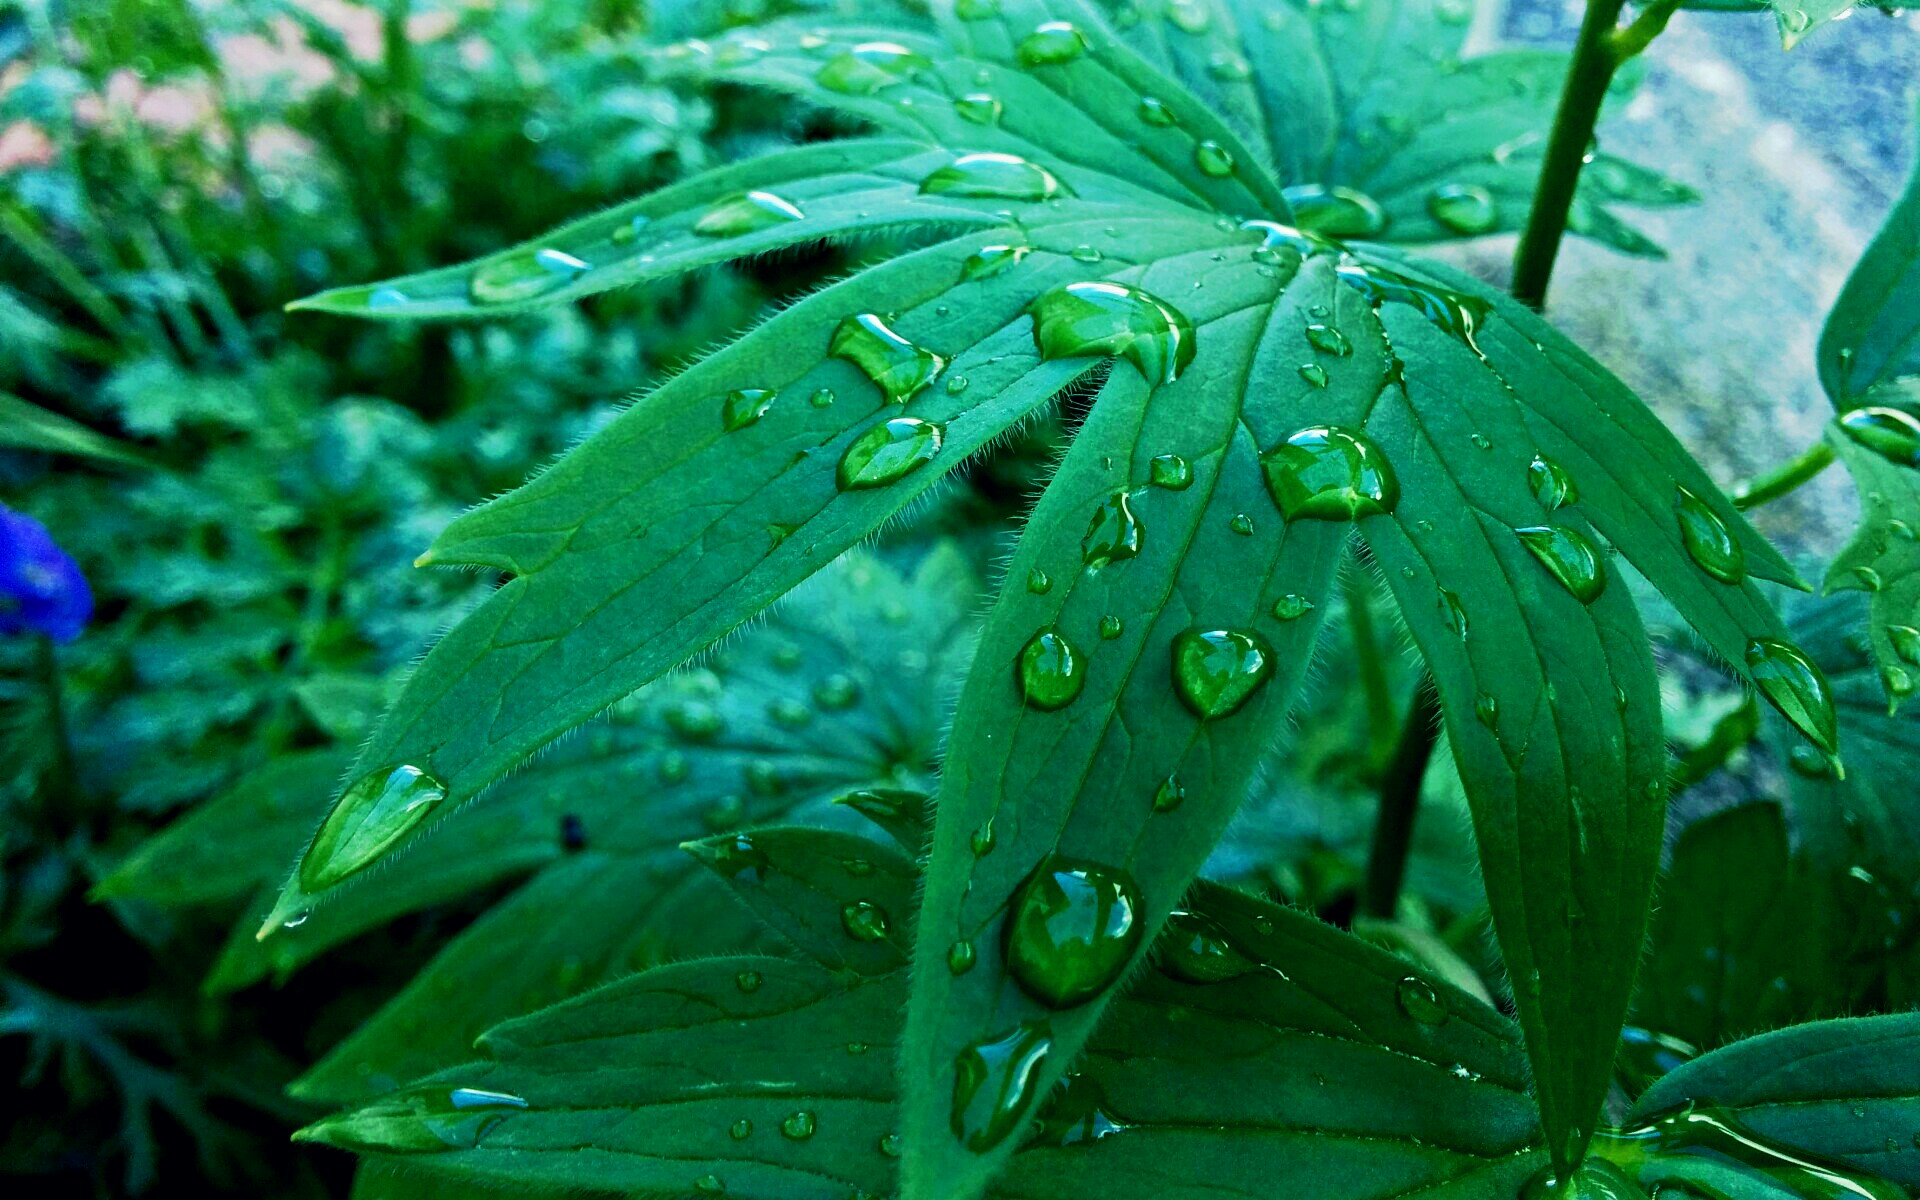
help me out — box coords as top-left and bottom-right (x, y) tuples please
(666, 699), (724, 739)
(1425, 183), (1499, 235)
(950, 1022), (1051, 1151)
(1470, 432), (1493, 450)
(1284, 184), (1388, 238)
(1027, 568), (1056, 597)
(296, 1085), (528, 1154)
(971, 818), (997, 856)
(1516, 524), (1608, 603)
(1005, 857), (1143, 1007)
(693, 190), (805, 236)
(1016, 21), (1089, 66)
(300, 765), (447, 891)
(1207, 50), (1251, 80)
(468, 247), (590, 305)
(1884, 665), (1914, 698)
(1172, 628), (1275, 719)
(955, 0), (1000, 16)
(1527, 455), (1578, 510)
(1018, 628), (1085, 710)
(1854, 565), (1885, 592)
(809, 386), (835, 408)
(1261, 426), (1400, 521)
(1030, 281), (1198, 386)
(1746, 637), (1838, 756)
(720, 387), (776, 431)
(837, 417), (943, 490)
(878, 1131), (903, 1158)
(1194, 140), (1235, 177)
(1305, 323), (1351, 356)
(1396, 976), (1449, 1025)
(815, 42), (930, 95)
(1167, 0), (1212, 32)
(1332, 261), (1492, 356)
(1298, 363), (1330, 388)
(954, 92), (1003, 124)
(841, 900), (891, 942)
(694, 1174), (724, 1194)
(1475, 693), (1499, 728)
(686, 833), (769, 880)
(1229, 512), (1255, 535)
(736, 969), (763, 992)
(814, 673), (860, 709)
(1152, 774), (1185, 812)
(730, 1118), (753, 1140)
(1158, 910), (1256, 983)
(1838, 406), (1920, 467)
(1273, 593), (1314, 620)
(1137, 95), (1176, 126)
(1890, 625), (1920, 665)
(920, 152), (1066, 201)
(1439, 588), (1469, 638)
(1083, 490), (1143, 567)
(366, 287), (410, 310)
(829, 313), (943, 404)
(1148, 453), (1193, 490)
(963, 242), (1031, 280)
(780, 1110), (817, 1140)
(948, 940), (977, 974)
(1675, 485), (1746, 584)
(1099, 614), (1124, 639)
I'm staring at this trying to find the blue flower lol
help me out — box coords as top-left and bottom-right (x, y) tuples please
(0, 505), (93, 643)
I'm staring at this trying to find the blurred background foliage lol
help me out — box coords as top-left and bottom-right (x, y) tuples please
(0, 0), (1916, 1197)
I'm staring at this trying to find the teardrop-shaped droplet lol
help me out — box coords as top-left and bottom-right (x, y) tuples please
(1838, 405), (1920, 467)
(1166, 0), (1212, 32)
(1193, 140), (1235, 177)
(1283, 184), (1388, 238)
(1158, 910), (1256, 983)
(830, 313), (944, 404)
(948, 940), (977, 974)
(1005, 856), (1143, 1007)
(1516, 524), (1607, 603)
(720, 388), (776, 431)
(780, 1110), (817, 1140)
(1527, 455), (1578, 510)
(951, 1022), (1052, 1151)
(1305, 323), (1351, 356)
(814, 674), (860, 709)
(837, 417), (943, 490)
(1297, 363), (1329, 388)
(1889, 625), (1920, 666)
(1228, 512), (1255, 535)
(300, 765), (447, 891)
(1016, 21), (1088, 66)
(468, 247), (590, 305)
(841, 900), (890, 942)
(1030, 281), (1197, 385)
(1674, 485), (1746, 584)
(295, 1085), (527, 1154)
(1027, 567), (1052, 594)
(729, 1118), (753, 1140)
(1475, 693), (1499, 728)
(1171, 628), (1274, 718)
(815, 42), (931, 95)
(1261, 426), (1400, 521)
(1439, 587), (1469, 638)
(954, 92), (1003, 124)
(1746, 637), (1838, 757)
(1333, 261), (1492, 356)
(684, 833), (769, 880)
(1018, 627), (1085, 710)
(1273, 593), (1314, 620)
(970, 818), (997, 856)
(1151, 773), (1185, 812)
(1149, 453), (1193, 490)
(693, 190), (805, 237)
(1425, 183), (1499, 235)
(1083, 489), (1143, 567)
(1137, 95), (1176, 126)
(1099, 614), (1124, 640)
(963, 242), (1031, 280)
(921, 152), (1064, 201)
(1395, 976), (1449, 1026)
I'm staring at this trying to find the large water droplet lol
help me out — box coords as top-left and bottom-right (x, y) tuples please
(1674, 485), (1746, 584)
(1746, 637), (1838, 757)
(1083, 489), (1143, 567)
(300, 765), (447, 891)
(1516, 524), (1607, 603)
(830, 313), (944, 404)
(720, 388), (776, 432)
(1284, 184), (1388, 238)
(1426, 183), (1499, 235)
(1030, 281), (1197, 385)
(963, 242), (1031, 280)
(841, 900), (890, 942)
(837, 417), (943, 490)
(1018, 628), (1085, 710)
(296, 1085), (527, 1154)
(1261, 426), (1400, 521)
(1172, 628), (1274, 718)
(951, 1022), (1051, 1152)
(814, 42), (931, 95)
(1005, 857), (1143, 1007)
(920, 152), (1064, 201)
(468, 247), (589, 305)
(1016, 21), (1089, 66)
(1158, 910), (1257, 983)
(1838, 405), (1920, 467)
(1527, 455), (1578, 510)
(693, 191), (805, 237)
(1395, 976), (1449, 1025)
(1333, 261), (1493, 357)
(1149, 453), (1193, 490)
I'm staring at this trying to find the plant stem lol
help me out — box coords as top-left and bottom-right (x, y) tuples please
(1731, 439), (1835, 510)
(1362, 680), (1440, 919)
(1342, 572), (1398, 768)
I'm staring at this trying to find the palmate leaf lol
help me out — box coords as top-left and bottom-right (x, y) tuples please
(284, 0), (1828, 1188)
(1816, 101), (1920, 711)
(1099, 0), (1693, 253)
(301, 824), (1548, 1200)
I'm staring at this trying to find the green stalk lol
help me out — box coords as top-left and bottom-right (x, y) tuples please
(1343, 571), (1398, 768)
(1731, 439), (1835, 510)
(1361, 680), (1440, 919)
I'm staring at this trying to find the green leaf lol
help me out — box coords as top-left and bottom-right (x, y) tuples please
(274, 551), (974, 1102)
(1632, 1013), (1920, 1191)
(0, 391), (150, 467)
(1820, 97), (1920, 402)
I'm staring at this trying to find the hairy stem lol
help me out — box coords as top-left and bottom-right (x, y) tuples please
(1362, 680), (1440, 919)
(1732, 440), (1836, 510)
(1343, 571), (1398, 768)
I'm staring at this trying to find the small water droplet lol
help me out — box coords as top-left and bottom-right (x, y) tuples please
(1083, 490), (1144, 566)
(837, 417), (943, 490)
(1298, 363), (1330, 388)
(829, 313), (943, 404)
(814, 673), (860, 709)
(945, 373), (970, 395)
(1229, 512), (1255, 535)
(1273, 593), (1315, 620)
(1439, 588), (1469, 638)
(1889, 625), (1920, 665)
(1425, 183), (1499, 235)
(694, 190), (805, 236)
(1283, 184), (1388, 238)
(1194, 140), (1236, 177)
(1172, 628), (1275, 718)
(963, 242), (1031, 280)
(781, 1110), (817, 1140)
(1516, 524), (1607, 603)
(1305, 323), (1352, 356)
(1159, 910), (1257, 982)
(971, 818), (997, 856)
(1396, 976), (1449, 1025)
(815, 42), (930, 95)
(1016, 21), (1089, 66)
(300, 765), (447, 891)
(720, 387), (777, 431)
(1018, 628), (1086, 710)
(694, 1174), (724, 1194)
(1152, 773), (1185, 812)
(1838, 406), (1920, 466)
(948, 940), (977, 974)
(1099, 614), (1124, 639)
(1475, 693), (1499, 728)
(736, 969), (763, 992)
(950, 1022), (1052, 1151)
(1527, 455), (1578, 510)
(730, 1118), (753, 1140)
(1675, 485), (1746, 584)
(1167, 0), (1212, 32)
(1262, 426), (1400, 520)
(296, 1085), (528, 1154)
(1005, 857), (1143, 1006)
(468, 247), (590, 304)
(841, 900), (891, 942)
(1070, 244), (1104, 263)
(808, 386), (835, 408)
(1148, 453), (1193, 490)
(920, 152), (1066, 201)
(1137, 95), (1176, 126)
(954, 92), (1003, 124)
